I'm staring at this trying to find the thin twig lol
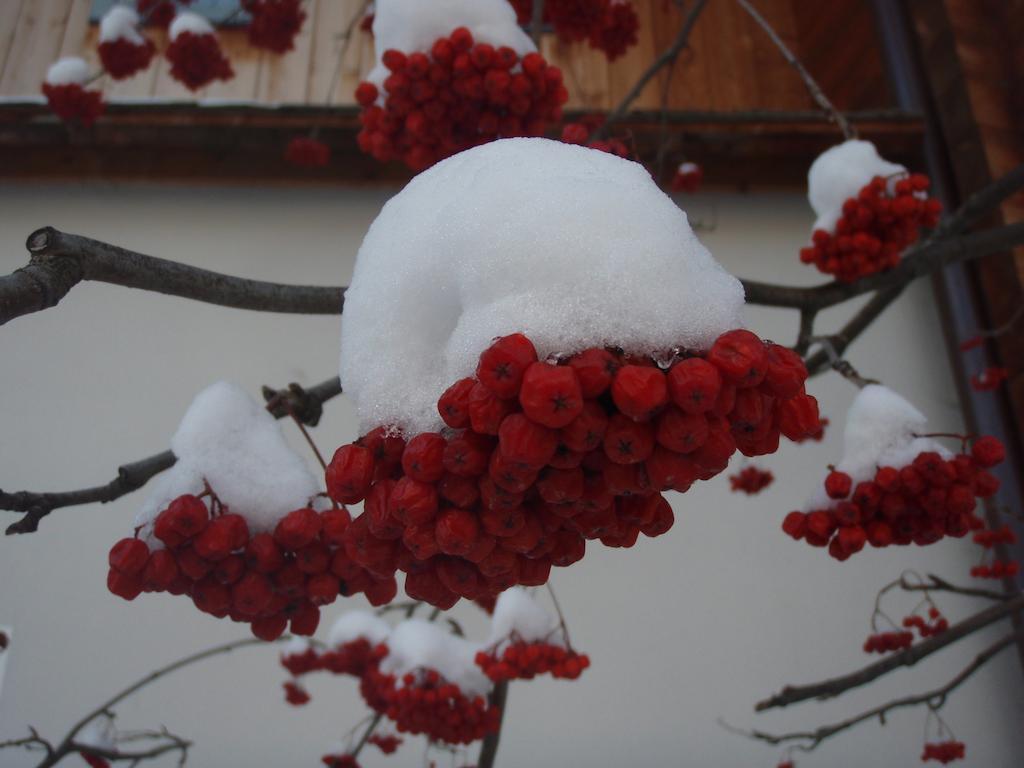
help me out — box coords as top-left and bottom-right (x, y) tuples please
(901, 573), (1011, 602)
(324, 0), (372, 105)
(754, 593), (1024, 711)
(530, 0), (545, 46)
(477, 680), (509, 768)
(348, 712), (384, 760)
(735, 631), (1021, 750)
(734, 0), (853, 139)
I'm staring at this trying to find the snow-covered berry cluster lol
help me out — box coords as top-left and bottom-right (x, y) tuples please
(97, 7), (156, 80)
(921, 740), (966, 764)
(327, 329), (819, 608)
(108, 496), (398, 640)
(475, 642), (589, 681)
(367, 734), (403, 754)
(862, 630), (913, 654)
(243, 0), (307, 53)
(355, 27), (568, 170)
(671, 161), (704, 193)
(510, 0), (640, 60)
(729, 465), (774, 495)
(41, 58), (104, 127)
(165, 13), (234, 91)
(285, 136), (331, 168)
(783, 439), (1002, 561)
(799, 173), (942, 282)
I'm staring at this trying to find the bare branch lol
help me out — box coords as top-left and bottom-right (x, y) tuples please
(734, 0), (853, 139)
(0, 227), (344, 327)
(2, 377), (342, 535)
(933, 162), (1024, 238)
(754, 593), (1024, 711)
(901, 574), (1012, 602)
(596, 0), (709, 138)
(477, 680), (509, 768)
(803, 285), (905, 375)
(529, 0), (545, 46)
(738, 631), (1021, 750)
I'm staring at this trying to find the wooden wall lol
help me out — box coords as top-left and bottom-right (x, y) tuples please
(0, 0), (892, 113)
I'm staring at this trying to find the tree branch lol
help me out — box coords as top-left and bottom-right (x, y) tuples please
(900, 573), (1012, 602)
(1, 377), (342, 534)
(0, 227), (344, 327)
(754, 593), (1024, 711)
(803, 284), (905, 375)
(734, 0), (853, 139)
(595, 0), (709, 139)
(477, 680), (509, 768)
(738, 631), (1022, 750)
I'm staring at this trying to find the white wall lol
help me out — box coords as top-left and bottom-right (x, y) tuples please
(0, 183), (1021, 768)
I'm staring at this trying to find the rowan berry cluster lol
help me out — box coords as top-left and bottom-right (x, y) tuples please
(799, 173), (942, 282)
(474, 642), (590, 682)
(285, 137), (331, 168)
(782, 436), (1005, 561)
(282, 680), (310, 705)
(971, 559), (1020, 579)
(243, 0), (307, 54)
(969, 366), (1008, 392)
(729, 465), (774, 495)
(282, 637), (386, 679)
(510, 0), (640, 60)
(106, 496), (398, 641)
(326, 329), (820, 608)
(921, 740), (966, 764)
(862, 630), (913, 654)
(367, 733), (403, 754)
(560, 121), (632, 158)
(354, 28), (569, 171)
(321, 755), (360, 768)
(98, 36), (156, 80)
(165, 29), (234, 91)
(41, 83), (104, 127)
(671, 162), (703, 193)
(903, 607), (948, 638)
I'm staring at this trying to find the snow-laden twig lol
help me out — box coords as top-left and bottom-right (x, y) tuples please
(731, 631), (1021, 751)
(0, 377), (341, 534)
(754, 593), (1024, 712)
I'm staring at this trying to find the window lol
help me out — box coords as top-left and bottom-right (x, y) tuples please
(89, 0), (249, 27)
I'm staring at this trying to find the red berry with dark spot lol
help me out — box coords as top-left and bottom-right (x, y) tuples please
(326, 444), (375, 504)
(437, 377), (475, 428)
(476, 333), (538, 399)
(519, 362), (584, 428)
(402, 433), (447, 482)
(109, 538), (150, 575)
(611, 365), (668, 421)
(568, 347), (619, 397)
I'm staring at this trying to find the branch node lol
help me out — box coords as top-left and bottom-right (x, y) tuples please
(262, 383), (324, 427)
(26, 227), (54, 254)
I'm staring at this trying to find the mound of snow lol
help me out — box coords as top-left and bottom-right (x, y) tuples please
(488, 588), (561, 649)
(807, 139), (907, 234)
(367, 0), (534, 89)
(134, 382), (319, 541)
(805, 384), (950, 509)
(328, 610), (393, 648)
(379, 620), (490, 697)
(170, 11), (214, 40)
(340, 137), (746, 434)
(45, 57), (90, 86)
(100, 6), (146, 45)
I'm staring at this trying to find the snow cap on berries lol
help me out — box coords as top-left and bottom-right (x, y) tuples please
(100, 6), (146, 45)
(367, 0), (535, 89)
(340, 138), (745, 434)
(379, 619), (491, 697)
(807, 140), (907, 233)
(134, 382), (318, 540)
(169, 11), (215, 39)
(488, 587), (561, 649)
(806, 384), (949, 508)
(45, 57), (90, 86)
(327, 610), (393, 648)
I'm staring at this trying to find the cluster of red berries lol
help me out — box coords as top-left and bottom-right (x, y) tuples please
(282, 679), (310, 705)
(862, 630), (914, 654)
(367, 733), (403, 755)
(904, 607), (948, 638)
(285, 136), (331, 168)
(921, 740), (966, 764)
(510, 0), (640, 60)
(98, 36), (156, 80)
(82, 754), (111, 768)
(41, 83), (104, 127)
(799, 174), (942, 282)
(321, 755), (360, 768)
(971, 560), (1020, 579)
(107, 496), (398, 641)
(782, 436), (1005, 561)
(729, 465), (774, 495)
(137, 0), (191, 29)
(282, 637), (386, 679)
(326, 329), (820, 608)
(165, 28), (234, 90)
(243, 0), (306, 53)
(362, 666), (501, 745)
(671, 162), (704, 193)
(560, 121), (632, 158)
(354, 27), (569, 171)
(474, 641), (590, 682)
(970, 366), (1008, 392)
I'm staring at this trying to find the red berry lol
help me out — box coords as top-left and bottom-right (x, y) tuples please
(519, 362), (584, 428)
(603, 414), (654, 465)
(108, 538), (150, 575)
(476, 333), (538, 399)
(611, 365), (668, 421)
(666, 358), (721, 414)
(402, 433), (447, 482)
(971, 436), (1005, 468)
(437, 377), (475, 428)
(825, 471), (853, 499)
(435, 508), (480, 557)
(326, 444), (375, 504)
(568, 347), (619, 397)
(707, 329), (767, 386)
(274, 508), (322, 550)
(498, 413), (558, 468)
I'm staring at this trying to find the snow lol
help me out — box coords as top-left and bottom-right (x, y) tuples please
(169, 11), (215, 40)
(44, 58), (90, 86)
(280, 636), (312, 657)
(379, 620), (491, 697)
(807, 139), (907, 234)
(367, 0), (535, 89)
(134, 382), (319, 540)
(327, 610), (392, 648)
(100, 6), (146, 45)
(677, 161), (699, 175)
(339, 138), (746, 434)
(805, 384), (951, 509)
(488, 588), (561, 649)
(77, 714), (117, 752)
